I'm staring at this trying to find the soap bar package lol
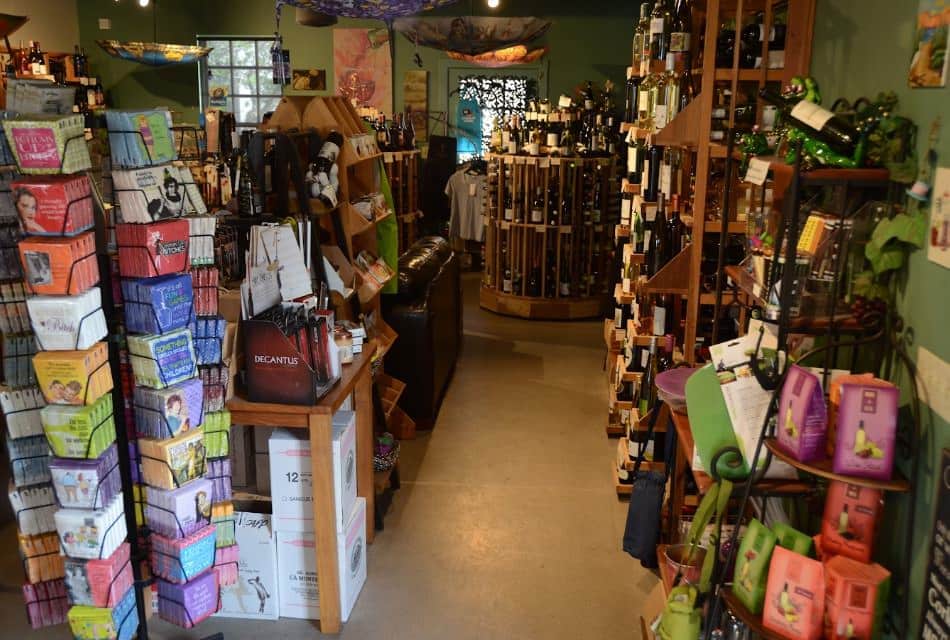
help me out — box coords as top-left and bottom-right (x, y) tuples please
(213, 543), (240, 587)
(777, 364), (827, 463)
(7, 434), (51, 487)
(11, 174), (94, 235)
(0, 280), (32, 334)
(23, 578), (69, 629)
(128, 328), (197, 389)
(3, 114), (91, 174)
(157, 569), (219, 628)
(150, 524), (217, 583)
(64, 542), (133, 609)
(55, 491), (127, 560)
(217, 512), (279, 620)
(67, 583), (138, 640)
(771, 521), (814, 556)
(828, 373), (876, 456)
(121, 273), (194, 335)
(190, 267), (219, 316)
(824, 555), (890, 640)
(49, 443), (121, 509)
(762, 546), (825, 640)
(821, 481), (882, 563)
(199, 363), (229, 413)
(1, 385), (46, 439)
(732, 518), (777, 615)
(116, 219), (190, 278)
(833, 381), (898, 480)
(207, 457), (232, 503)
(27, 286), (107, 351)
(113, 164), (206, 223)
(202, 409), (231, 459)
(106, 109), (177, 168)
(139, 428), (207, 490)
(133, 377), (204, 439)
(3, 331), (39, 388)
(19, 231), (99, 295)
(190, 314), (226, 365)
(8, 481), (57, 535)
(41, 393), (116, 459)
(144, 478), (214, 539)
(34, 342), (112, 406)
(188, 215), (216, 265)
(19, 531), (66, 583)
(212, 501), (236, 548)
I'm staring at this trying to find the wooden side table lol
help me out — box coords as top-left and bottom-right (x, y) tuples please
(227, 341), (377, 634)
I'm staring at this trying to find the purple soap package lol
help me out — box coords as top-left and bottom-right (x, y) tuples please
(121, 274), (194, 335)
(207, 457), (232, 504)
(157, 569), (219, 628)
(833, 381), (898, 480)
(49, 444), (121, 509)
(133, 377), (204, 439)
(777, 365), (827, 463)
(144, 478), (214, 539)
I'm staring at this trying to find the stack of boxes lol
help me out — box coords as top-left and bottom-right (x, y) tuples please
(109, 108), (222, 629)
(2, 113), (138, 638)
(269, 410), (366, 622)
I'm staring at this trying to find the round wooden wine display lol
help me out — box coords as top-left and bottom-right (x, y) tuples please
(480, 153), (617, 319)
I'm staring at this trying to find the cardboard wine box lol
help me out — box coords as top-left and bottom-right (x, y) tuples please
(216, 512), (279, 620)
(269, 412), (357, 534)
(275, 497), (366, 622)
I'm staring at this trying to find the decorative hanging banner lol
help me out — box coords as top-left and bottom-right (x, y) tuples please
(394, 17), (551, 56)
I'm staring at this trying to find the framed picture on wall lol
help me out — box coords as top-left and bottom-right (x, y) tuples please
(909, 0), (949, 88)
(291, 69), (326, 92)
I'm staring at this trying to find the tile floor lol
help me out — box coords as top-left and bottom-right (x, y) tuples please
(0, 274), (657, 639)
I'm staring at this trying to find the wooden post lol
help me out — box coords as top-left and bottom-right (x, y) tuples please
(354, 367), (375, 544)
(308, 411), (342, 634)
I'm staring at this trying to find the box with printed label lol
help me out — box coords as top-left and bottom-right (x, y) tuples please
(216, 512), (279, 620)
(274, 497), (366, 622)
(269, 414), (357, 533)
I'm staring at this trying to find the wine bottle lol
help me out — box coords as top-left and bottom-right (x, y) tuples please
(653, 294), (668, 336)
(644, 143), (663, 202)
(667, 194), (685, 255)
(633, 205), (645, 254)
(758, 87), (860, 154)
(527, 259), (541, 297)
(503, 265), (513, 293)
(649, 0), (672, 62)
(547, 184), (559, 226)
(624, 67), (638, 123)
(652, 57), (671, 131)
(530, 187), (544, 224)
(638, 336), (658, 416)
(650, 193), (670, 276)
(405, 107), (416, 149)
(626, 132), (643, 185)
(670, 0), (693, 61)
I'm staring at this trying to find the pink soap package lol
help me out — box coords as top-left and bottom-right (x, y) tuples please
(777, 365), (827, 463)
(762, 546), (825, 640)
(832, 381), (898, 480)
(820, 481), (882, 563)
(824, 555), (890, 639)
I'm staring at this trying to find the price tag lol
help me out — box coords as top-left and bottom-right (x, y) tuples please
(643, 203), (657, 222)
(383, 152), (394, 163)
(526, 156), (537, 165)
(551, 157), (561, 166)
(515, 156), (526, 165)
(621, 197), (632, 221)
(503, 156), (514, 165)
(560, 225), (572, 234)
(539, 157), (550, 168)
(744, 157), (770, 186)
(501, 221), (511, 230)
(536, 225), (546, 233)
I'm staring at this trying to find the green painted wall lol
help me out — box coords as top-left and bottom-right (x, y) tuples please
(812, 1), (949, 636)
(75, 1), (634, 129)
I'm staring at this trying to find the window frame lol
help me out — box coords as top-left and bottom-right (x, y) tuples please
(196, 35), (285, 129)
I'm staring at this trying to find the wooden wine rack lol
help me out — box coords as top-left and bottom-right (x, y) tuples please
(381, 150), (421, 253)
(480, 153), (617, 320)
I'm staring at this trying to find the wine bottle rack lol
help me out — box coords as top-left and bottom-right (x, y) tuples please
(480, 153), (617, 320)
(381, 150), (421, 253)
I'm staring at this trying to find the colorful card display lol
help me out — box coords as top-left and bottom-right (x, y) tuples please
(33, 342), (112, 406)
(113, 165), (207, 223)
(121, 273), (194, 335)
(190, 267), (219, 316)
(1, 385), (46, 439)
(67, 584), (138, 640)
(157, 569), (219, 628)
(116, 219), (190, 278)
(41, 393), (116, 459)
(3, 114), (91, 174)
(3, 331), (39, 388)
(202, 410), (231, 459)
(19, 530), (66, 583)
(8, 481), (57, 535)
(207, 457), (232, 504)
(27, 286), (107, 351)
(190, 315), (226, 365)
(0, 280), (31, 334)
(23, 578), (69, 629)
(55, 491), (127, 560)
(138, 428), (207, 490)
(7, 434), (51, 487)
(64, 542), (133, 609)
(212, 501), (235, 549)
(128, 328), (197, 389)
(144, 478), (214, 539)
(10, 174), (93, 236)
(187, 216), (216, 266)
(133, 377), (204, 439)
(19, 231), (99, 295)
(833, 382), (899, 480)
(198, 364), (229, 413)
(150, 524), (217, 584)
(49, 444), (121, 510)
(105, 109), (177, 168)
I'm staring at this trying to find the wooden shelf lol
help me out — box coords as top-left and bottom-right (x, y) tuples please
(618, 437), (665, 473)
(615, 283), (635, 305)
(747, 155), (891, 201)
(714, 68), (788, 82)
(606, 421), (625, 437)
(764, 438), (911, 492)
(700, 220), (747, 234)
(620, 123), (651, 138)
(642, 245), (690, 296)
(604, 318), (625, 351)
(720, 588), (785, 640)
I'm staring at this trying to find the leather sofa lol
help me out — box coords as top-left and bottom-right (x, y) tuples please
(382, 236), (461, 429)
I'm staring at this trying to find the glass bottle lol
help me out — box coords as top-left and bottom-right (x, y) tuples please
(531, 187), (544, 224)
(649, 0), (672, 62)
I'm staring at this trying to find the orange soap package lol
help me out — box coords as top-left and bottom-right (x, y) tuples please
(33, 342), (113, 406)
(824, 555), (890, 640)
(820, 481), (882, 563)
(762, 546), (825, 640)
(19, 232), (99, 295)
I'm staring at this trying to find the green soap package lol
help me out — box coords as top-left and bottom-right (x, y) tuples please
(772, 521), (814, 556)
(202, 409), (231, 459)
(733, 518), (777, 615)
(40, 393), (116, 459)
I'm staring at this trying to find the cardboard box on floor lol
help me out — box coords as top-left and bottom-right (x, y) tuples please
(639, 580), (666, 639)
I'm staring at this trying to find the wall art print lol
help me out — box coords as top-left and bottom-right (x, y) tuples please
(333, 28), (392, 115)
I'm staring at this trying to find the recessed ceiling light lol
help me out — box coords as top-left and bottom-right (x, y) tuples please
(487, 0), (500, 8)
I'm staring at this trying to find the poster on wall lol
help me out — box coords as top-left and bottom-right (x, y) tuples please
(918, 449), (950, 637)
(928, 167), (950, 269)
(291, 69), (326, 91)
(403, 70), (428, 143)
(909, 0), (949, 88)
(333, 28), (392, 114)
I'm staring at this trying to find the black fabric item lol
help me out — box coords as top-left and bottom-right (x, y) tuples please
(382, 236), (461, 428)
(419, 136), (456, 236)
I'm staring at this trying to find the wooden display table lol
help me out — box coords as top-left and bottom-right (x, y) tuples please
(227, 342), (377, 634)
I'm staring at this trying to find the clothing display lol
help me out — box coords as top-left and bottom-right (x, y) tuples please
(444, 166), (486, 242)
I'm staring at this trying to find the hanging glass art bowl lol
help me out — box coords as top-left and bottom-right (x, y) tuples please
(0, 13), (28, 39)
(95, 41), (213, 66)
(446, 45), (547, 68)
(394, 16), (551, 56)
(275, 0), (458, 23)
